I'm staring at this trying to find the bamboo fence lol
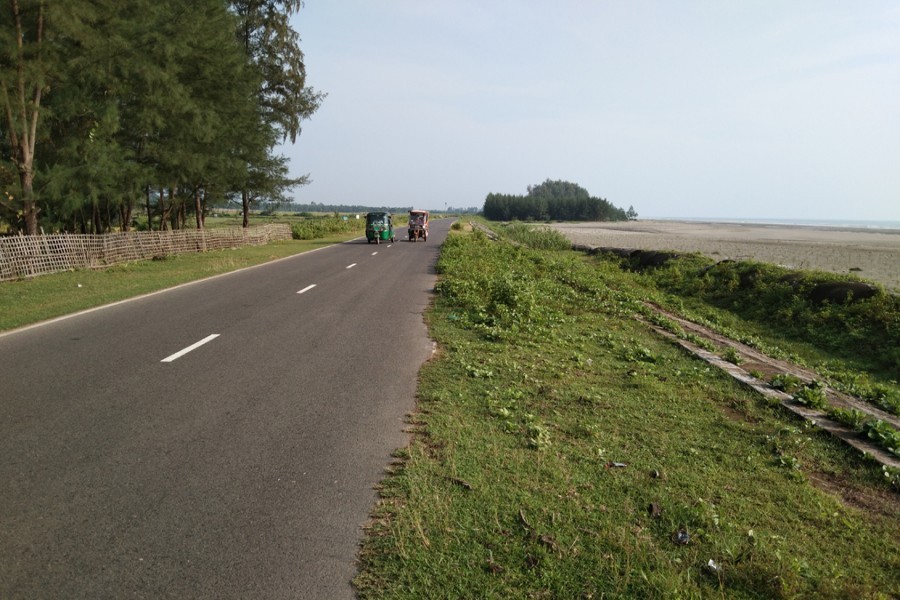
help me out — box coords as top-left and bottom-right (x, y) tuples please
(0, 224), (292, 281)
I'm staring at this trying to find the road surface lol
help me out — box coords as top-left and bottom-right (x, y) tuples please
(0, 219), (450, 599)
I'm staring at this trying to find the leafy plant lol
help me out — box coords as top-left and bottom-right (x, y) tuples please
(862, 420), (900, 457)
(827, 407), (867, 430)
(526, 422), (552, 449)
(770, 373), (803, 394)
(647, 312), (685, 336)
(623, 343), (657, 363)
(722, 346), (742, 365)
(685, 332), (716, 352)
(884, 466), (900, 490)
(792, 380), (828, 410)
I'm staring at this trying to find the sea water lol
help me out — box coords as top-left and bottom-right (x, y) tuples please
(652, 217), (900, 230)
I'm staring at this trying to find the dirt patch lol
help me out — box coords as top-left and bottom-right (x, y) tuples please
(808, 472), (900, 519)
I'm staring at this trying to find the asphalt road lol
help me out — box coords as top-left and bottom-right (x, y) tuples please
(0, 219), (450, 599)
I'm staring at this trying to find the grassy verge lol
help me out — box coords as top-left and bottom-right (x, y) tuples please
(602, 252), (900, 419)
(0, 234), (359, 332)
(354, 229), (899, 599)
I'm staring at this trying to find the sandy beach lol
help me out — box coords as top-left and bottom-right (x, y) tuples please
(551, 220), (900, 292)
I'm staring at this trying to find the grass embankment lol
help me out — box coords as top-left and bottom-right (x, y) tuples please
(633, 253), (899, 381)
(355, 226), (899, 599)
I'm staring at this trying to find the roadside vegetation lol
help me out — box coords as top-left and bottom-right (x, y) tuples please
(618, 253), (899, 425)
(354, 225), (898, 599)
(3, 219), (897, 596)
(0, 233), (359, 332)
(0, 211), (429, 331)
(290, 214), (366, 240)
(495, 221), (573, 251)
(630, 254), (899, 383)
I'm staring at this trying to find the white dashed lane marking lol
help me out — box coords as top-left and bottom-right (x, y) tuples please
(161, 334), (220, 363)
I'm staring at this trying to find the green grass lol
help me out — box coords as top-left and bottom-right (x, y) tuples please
(354, 229), (900, 599)
(635, 256), (900, 382)
(496, 221), (573, 250)
(0, 234), (358, 331)
(615, 256), (900, 420)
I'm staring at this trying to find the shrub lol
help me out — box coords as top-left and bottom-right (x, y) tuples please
(291, 217), (363, 240)
(498, 222), (572, 251)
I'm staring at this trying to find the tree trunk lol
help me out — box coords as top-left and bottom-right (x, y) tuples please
(242, 189), (250, 228)
(160, 186), (173, 231)
(178, 196), (186, 230)
(107, 198), (113, 232)
(92, 201), (101, 234)
(121, 201), (133, 232)
(200, 187), (207, 229)
(20, 170), (39, 235)
(3, 0), (45, 235)
(194, 185), (203, 229)
(146, 186), (153, 231)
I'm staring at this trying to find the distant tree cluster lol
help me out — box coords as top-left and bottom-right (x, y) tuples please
(283, 202), (416, 215)
(446, 206), (480, 214)
(279, 202), (479, 215)
(483, 180), (635, 222)
(1, 0), (324, 235)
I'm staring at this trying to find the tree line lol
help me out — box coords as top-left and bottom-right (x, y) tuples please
(483, 180), (636, 222)
(1, 0), (324, 235)
(283, 202), (419, 215)
(278, 203), (480, 215)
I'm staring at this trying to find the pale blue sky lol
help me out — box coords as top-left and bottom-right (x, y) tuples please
(280, 1), (900, 220)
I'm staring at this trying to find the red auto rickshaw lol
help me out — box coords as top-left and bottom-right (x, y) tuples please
(408, 209), (429, 242)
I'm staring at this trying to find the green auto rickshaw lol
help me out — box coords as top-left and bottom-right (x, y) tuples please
(365, 211), (395, 244)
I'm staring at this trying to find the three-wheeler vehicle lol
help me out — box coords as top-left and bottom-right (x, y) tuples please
(408, 209), (429, 242)
(365, 211), (395, 244)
